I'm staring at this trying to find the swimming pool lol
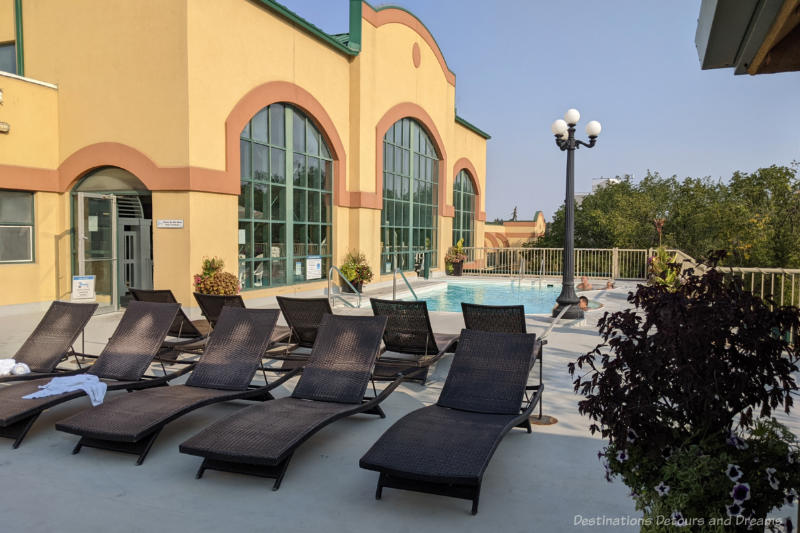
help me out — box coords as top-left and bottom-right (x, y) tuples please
(417, 279), (594, 314)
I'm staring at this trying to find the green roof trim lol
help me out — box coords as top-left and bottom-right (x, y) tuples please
(455, 115), (491, 139)
(533, 210), (543, 220)
(253, 0), (359, 56)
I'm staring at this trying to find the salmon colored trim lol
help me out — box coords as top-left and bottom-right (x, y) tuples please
(57, 142), (231, 193)
(496, 233), (510, 247)
(452, 157), (486, 223)
(374, 102), (448, 214)
(1, 145), (233, 194)
(503, 221), (544, 227)
(484, 232), (499, 247)
(0, 164), (59, 192)
(505, 232), (543, 238)
(225, 81), (353, 207)
(362, 3), (456, 87)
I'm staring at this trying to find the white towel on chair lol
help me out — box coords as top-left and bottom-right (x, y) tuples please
(22, 374), (108, 406)
(0, 358), (17, 376)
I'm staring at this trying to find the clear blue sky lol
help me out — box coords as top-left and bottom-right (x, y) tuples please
(283, 0), (800, 221)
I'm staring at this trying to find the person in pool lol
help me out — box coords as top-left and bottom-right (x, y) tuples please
(577, 276), (593, 290)
(579, 296), (589, 311)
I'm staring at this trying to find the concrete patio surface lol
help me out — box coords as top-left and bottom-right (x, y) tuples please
(0, 280), (797, 532)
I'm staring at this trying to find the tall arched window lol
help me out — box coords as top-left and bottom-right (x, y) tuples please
(380, 118), (438, 274)
(452, 170), (475, 247)
(239, 103), (333, 289)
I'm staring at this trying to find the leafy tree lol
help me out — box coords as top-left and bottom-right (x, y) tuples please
(532, 165), (800, 268)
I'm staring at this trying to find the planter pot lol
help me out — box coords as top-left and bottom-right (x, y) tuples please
(450, 262), (464, 276)
(342, 280), (363, 293)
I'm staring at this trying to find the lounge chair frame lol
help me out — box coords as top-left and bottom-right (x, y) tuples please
(130, 289), (209, 356)
(373, 386), (542, 514)
(181, 314), (413, 490)
(361, 329), (542, 514)
(0, 301), (98, 383)
(460, 302), (545, 419)
(369, 298), (458, 384)
(192, 370), (414, 489)
(59, 307), (284, 464)
(0, 301), (190, 449)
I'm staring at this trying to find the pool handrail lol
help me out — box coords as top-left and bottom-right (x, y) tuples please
(328, 266), (361, 308)
(392, 268), (419, 301)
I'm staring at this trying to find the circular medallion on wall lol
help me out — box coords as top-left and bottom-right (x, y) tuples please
(412, 42), (421, 68)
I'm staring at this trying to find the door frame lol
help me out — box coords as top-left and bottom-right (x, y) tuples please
(76, 192), (118, 312)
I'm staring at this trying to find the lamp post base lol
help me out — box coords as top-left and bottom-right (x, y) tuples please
(552, 303), (584, 319)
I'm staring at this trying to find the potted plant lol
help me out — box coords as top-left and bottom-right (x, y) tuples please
(193, 257), (240, 295)
(445, 238), (467, 276)
(569, 252), (800, 531)
(339, 251), (373, 293)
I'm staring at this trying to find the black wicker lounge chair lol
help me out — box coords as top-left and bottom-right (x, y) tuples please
(56, 307), (288, 465)
(0, 301), (189, 449)
(461, 303), (545, 419)
(273, 296), (332, 368)
(194, 292), (291, 347)
(360, 328), (542, 515)
(369, 298), (459, 384)
(0, 301), (98, 383)
(179, 314), (410, 490)
(130, 289), (210, 356)
(461, 303), (526, 333)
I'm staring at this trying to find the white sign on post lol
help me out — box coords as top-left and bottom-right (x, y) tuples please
(71, 275), (96, 301)
(156, 219), (184, 229)
(306, 256), (322, 280)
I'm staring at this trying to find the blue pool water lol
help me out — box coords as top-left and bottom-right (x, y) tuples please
(419, 280), (567, 314)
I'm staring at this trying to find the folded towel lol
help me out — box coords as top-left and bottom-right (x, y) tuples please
(22, 374), (108, 406)
(0, 358), (16, 377)
(11, 362), (30, 375)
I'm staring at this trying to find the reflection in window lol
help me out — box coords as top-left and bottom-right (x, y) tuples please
(380, 118), (438, 274)
(239, 104), (333, 289)
(0, 43), (16, 74)
(452, 170), (475, 247)
(0, 189), (34, 262)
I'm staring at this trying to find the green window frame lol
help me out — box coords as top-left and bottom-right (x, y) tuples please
(452, 170), (475, 248)
(380, 118), (438, 274)
(238, 104), (333, 289)
(0, 189), (34, 263)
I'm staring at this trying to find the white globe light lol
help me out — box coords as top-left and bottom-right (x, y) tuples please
(564, 108), (580, 125)
(585, 120), (602, 137)
(551, 119), (568, 136)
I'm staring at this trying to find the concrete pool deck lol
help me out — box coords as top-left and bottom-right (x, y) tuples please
(0, 281), (797, 532)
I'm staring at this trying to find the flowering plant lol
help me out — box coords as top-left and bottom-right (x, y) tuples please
(339, 251), (374, 286)
(193, 257), (240, 295)
(445, 238), (467, 264)
(570, 252), (800, 530)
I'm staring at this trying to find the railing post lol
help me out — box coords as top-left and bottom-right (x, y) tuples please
(612, 247), (619, 280)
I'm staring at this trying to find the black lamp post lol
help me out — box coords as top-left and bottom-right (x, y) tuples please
(551, 108), (602, 319)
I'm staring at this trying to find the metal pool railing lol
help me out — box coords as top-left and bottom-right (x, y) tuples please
(461, 247), (654, 280)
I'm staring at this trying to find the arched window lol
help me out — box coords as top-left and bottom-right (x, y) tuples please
(452, 170), (475, 247)
(380, 118), (438, 274)
(238, 103), (333, 289)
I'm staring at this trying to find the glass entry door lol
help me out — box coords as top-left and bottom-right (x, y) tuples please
(77, 192), (117, 313)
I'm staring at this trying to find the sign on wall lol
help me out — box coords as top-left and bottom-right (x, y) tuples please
(156, 219), (184, 229)
(306, 256), (322, 280)
(71, 275), (96, 301)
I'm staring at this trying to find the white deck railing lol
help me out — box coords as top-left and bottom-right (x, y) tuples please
(460, 247), (800, 308)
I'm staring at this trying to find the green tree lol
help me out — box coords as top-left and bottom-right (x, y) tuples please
(532, 165), (800, 268)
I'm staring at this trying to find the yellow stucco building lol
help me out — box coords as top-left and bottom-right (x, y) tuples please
(0, 0), (489, 312)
